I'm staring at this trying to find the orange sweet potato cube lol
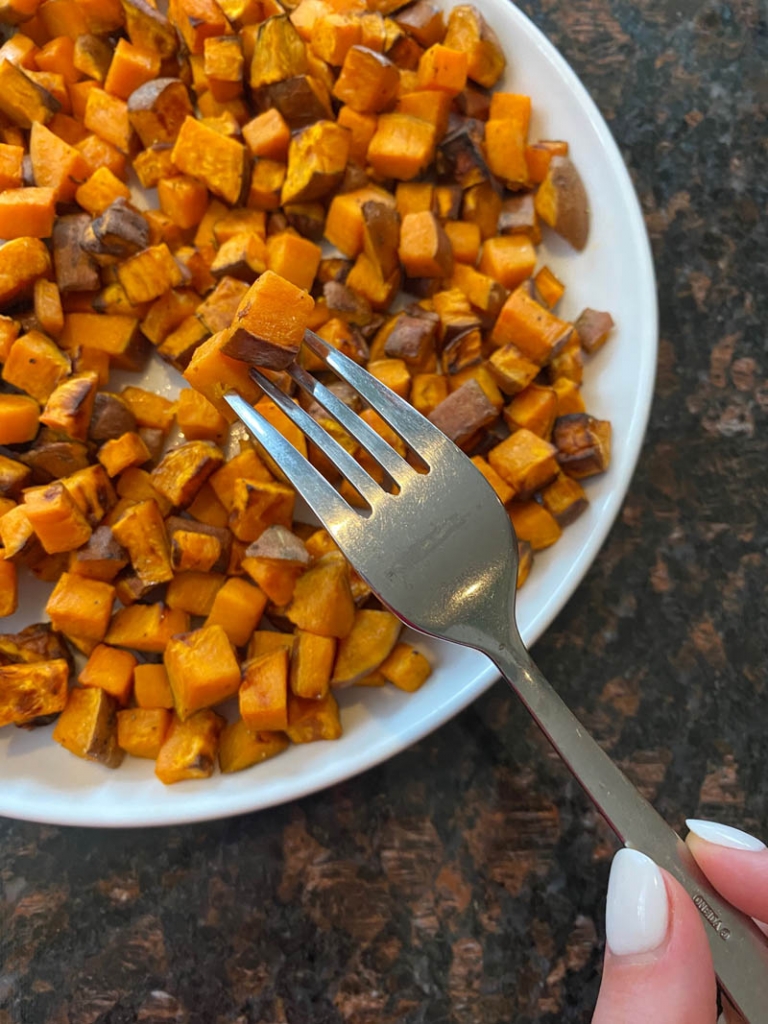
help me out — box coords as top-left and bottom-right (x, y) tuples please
(488, 428), (559, 496)
(134, 663), (174, 709)
(290, 630), (336, 700)
(508, 500), (561, 551)
(164, 623), (242, 720)
(79, 642), (137, 705)
(285, 691), (342, 742)
(379, 642), (432, 692)
(155, 709), (225, 784)
(228, 478), (295, 544)
(285, 556), (355, 638)
(117, 707), (171, 759)
(23, 482), (92, 554)
(221, 269), (315, 370)
(218, 720), (289, 774)
(239, 647), (289, 731)
(183, 330), (264, 420)
(204, 576), (268, 647)
(46, 572), (115, 642)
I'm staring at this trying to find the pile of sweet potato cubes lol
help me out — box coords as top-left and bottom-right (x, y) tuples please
(0, 0), (613, 784)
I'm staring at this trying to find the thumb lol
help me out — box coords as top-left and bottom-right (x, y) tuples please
(592, 849), (718, 1024)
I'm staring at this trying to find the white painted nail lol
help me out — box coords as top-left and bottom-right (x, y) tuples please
(686, 819), (766, 852)
(606, 849), (669, 957)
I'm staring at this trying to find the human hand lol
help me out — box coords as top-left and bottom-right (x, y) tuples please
(593, 820), (768, 1023)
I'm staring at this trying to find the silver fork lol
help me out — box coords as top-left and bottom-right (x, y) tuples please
(226, 329), (768, 1021)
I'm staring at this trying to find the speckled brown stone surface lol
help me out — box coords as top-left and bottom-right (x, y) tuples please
(2, 1), (767, 1021)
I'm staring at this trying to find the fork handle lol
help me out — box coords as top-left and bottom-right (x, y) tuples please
(489, 644), (768, 1022)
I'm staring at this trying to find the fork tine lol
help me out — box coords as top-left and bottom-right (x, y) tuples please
(248, 369), (385, 506)
(286, 362), (415, 485)
(224, 391), (356, 530)
(303, 330), (448, 459)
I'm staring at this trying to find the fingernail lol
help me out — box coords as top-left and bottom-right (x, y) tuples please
(686, 819), (766, 852)
(606, 849), (669, 957)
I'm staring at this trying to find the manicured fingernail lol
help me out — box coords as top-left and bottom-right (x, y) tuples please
(686, 819), (766, 852)
(606, 849), (669, 957)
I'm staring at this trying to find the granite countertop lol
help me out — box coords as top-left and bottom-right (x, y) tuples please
(2, 1), (766, 1021)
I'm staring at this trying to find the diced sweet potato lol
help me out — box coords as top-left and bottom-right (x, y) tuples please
(508, 500), (561, 551)
(239, 647), (288, 731)
(105, 602), (189, 653)
(218, 720), (289, 774)
(367, 112), (436, 180)
(52, 686), (124, 768)
(150, 440), (225, 508)
(379, 642), (431, 691)
(204, 576), (267, 647)
(332, 45), (399, 112)
(534, 155), (589, 251)
(553, 413), (612, 479)
(331, 609), (401, 687)
(117, 706), (171, 758)
(488, 428), (558, 497)
(164, 623), (242, 720)
(171, 114), (247, 205)
(575, 308), (614, 354)
(285, 690), (341, 742)
(79, 643), (137, 705)
(428, 378), (497, 446)
(23, 482), (92, 554)
(285, 556), (355, 638)
(398, 210), (452, 278)
(155, 709), (225, 784)
(46, 572), (115, 642)
(281, 120), (350, 205)
(0, 658), (69, 727)
(540, 472), (588, 526)
(289, 630), (335, 699)
(134, 663), (174, 710)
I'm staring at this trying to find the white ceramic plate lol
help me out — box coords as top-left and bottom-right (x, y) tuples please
(0, 0), (657, 826)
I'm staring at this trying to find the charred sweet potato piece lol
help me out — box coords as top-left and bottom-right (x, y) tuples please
(221, 269), (315, 370)
(428, 378), (497, 446)
(332, 45), (399, 112)
(111, 498), (174, 587)
(443, 4), (505, 88)
(23, 481), (92, 554)
(250, 14), (308, 90)
(52, 215), (100, 294)
(361, 200), (401, 280)
(533, 265), (565, 308)
(165, 623), (242, 720)
(0, 658), (69, 727)
(89, 393), (137, 443)
(0, 59), (59, 127)
(281, 120), (350, 205)
(122, 0), (178, 59)
(534, 156), (589, 251)
(68, 525), (128, 582)
(149, 440), (224, 508)
(127, 78), (194, 147)
(325, 185), (396, 257)
(540, 472), (588, 526)
(39, 373), (98, 442)
(575, 308), (614, 354)
(218, 720), (288, 774)
(82, 198), (150, 263)
(52, 686), (124, 767)
(553, 413), (611, 479)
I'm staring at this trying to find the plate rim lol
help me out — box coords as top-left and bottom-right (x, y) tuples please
(0, 1), (658, 828)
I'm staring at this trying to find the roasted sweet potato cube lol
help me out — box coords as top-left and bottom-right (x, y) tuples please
(383, 313), (437, 367)
(117, 243), (184, 304)
(204, 576), (268, 647)
(534, 155), (589, 251)
(209, 232), (267, 283)
(479, 236), (536, 291)
(183, 330), (264, 420)
(249, 13), (308, 89)
(39, 372), (98, 443)
(29, 122), (89, 203)
(218, 720), (289, 774)
(551, 377), (586, 418)
(332, 45), (399, 113)
(209, 448), (272, 510)
(164, 623), (241, 720)
(117, 706), (171, 758)
(33, 279), (64, 338)
(443, 4), (505, 88)
(289, 630), (335, 700)
(487, 344), (539, 396)
(428, 378), (497, 446)
(170, 529), (222, 574)
(241, 557), (303, 606)
(488, 428), (558, 496)
(52, 687), (124, 767)
(1, 507), (44, 567)
(98, 431), (151, 477)
(533, 265), (565, 308)
(105, 602), (190, 653)
(398, 210), (452, 278)
(103, 38), (161, 100)
(266, 231), (321, 291)
(165, 570), (224, 617)
(157, 174), (209, 230)
(155, 709), (225, 784)
(575, 308), (614, 354)
(111, 499), (174, 587)
(46, 572), (115, 642)
(221, 269), (315, 370)
(285, 690), (342, 742)
(239, 647), (288, 731)
(286, 557), (355, 638)
(0, 59), (58, 128)
(0, 393), (40, 446)
(508, 500), (561, 551)
(68, 526), (128, 583)
(2, 330), (71, 404)
(325, 185), (396, 257)
(52, 216), (100, 294)
(84, 88), (133, 154)
(170, 0), (232, 54)
(451, 262), (507, 316)
(78, 643), (137, 705)
(150, 440), (225, 508)
(0, 658), (69, 727)
(553, 413), (612, 479)
(0, 458), (31, 501)
(410, 372), (447, 416)
(171, 115), (247, 205)
(380, 642), (432, 692)
(134, 663), (174, 710)
(540, 472), (588, 526)
(498, 193), (540, 242)
(23, 482), (92, 554)
(228, 478), (295, 543)
(280, 120), (350, 205)
(503, 383), (558, 438)
(368, 113), (436, 180)
(331, 609), (401, 688)
(548, 335), (584, 385)
(61, 465), (116, 527)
